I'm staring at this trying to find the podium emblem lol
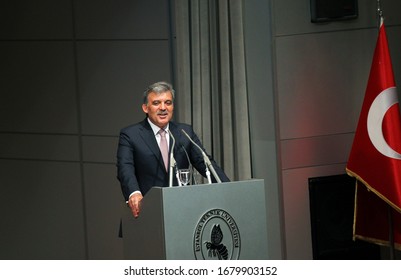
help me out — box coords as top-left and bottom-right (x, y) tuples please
(193, 209), (241, 260)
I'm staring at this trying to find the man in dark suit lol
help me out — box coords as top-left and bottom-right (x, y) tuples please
(117, 81), (230, 218)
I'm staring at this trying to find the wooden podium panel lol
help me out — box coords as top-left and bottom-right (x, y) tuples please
(122, 179), (269, 260)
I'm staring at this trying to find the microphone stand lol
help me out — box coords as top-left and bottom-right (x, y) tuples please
(167, 130), (181, 187)
(181, 129), (222, 184)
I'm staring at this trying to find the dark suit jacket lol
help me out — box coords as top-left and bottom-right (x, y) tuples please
(116, 118), (230, 200)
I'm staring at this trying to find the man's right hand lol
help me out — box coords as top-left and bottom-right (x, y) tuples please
(128, 192), (143, 218)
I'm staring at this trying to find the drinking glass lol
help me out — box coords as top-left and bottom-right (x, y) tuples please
(178, 169), (191, 186)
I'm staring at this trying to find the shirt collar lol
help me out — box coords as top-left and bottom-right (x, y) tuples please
(147, 118), (169, 136)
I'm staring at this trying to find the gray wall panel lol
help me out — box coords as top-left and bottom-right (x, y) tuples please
(0, 134), (80, 162)
(0, 41), (78, 134)
(82, 136), (119, 163)
(77, 41), (171, 135)
(0, 0), (73, 40)
(74, 0), (169, 39)
(83, 163), (124, 259)
(276, 29), (376, 139)
(0, 160), (86, 259)
(244, 0), (284, 259)
(281, 133), (354, 170)
(387, 26), (401, 90)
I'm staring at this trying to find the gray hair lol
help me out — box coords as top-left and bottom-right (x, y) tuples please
(143, 81), (175, 104)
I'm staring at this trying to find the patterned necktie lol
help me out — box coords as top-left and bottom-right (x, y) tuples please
(159, 129), (168, 171)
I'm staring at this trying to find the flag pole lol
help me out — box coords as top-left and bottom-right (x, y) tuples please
(388, 207), (395, 259)
(376, 0), (383, 29)
(377, 0), (396, 259)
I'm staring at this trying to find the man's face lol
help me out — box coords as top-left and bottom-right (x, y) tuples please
(142, 91), (174, 128)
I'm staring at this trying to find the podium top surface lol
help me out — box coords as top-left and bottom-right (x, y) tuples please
(147, 178), (265, 196)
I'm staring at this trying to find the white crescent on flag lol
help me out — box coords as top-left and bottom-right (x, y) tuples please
(367, 86), (401, 160)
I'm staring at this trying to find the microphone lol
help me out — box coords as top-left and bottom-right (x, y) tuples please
(181, 129), (222, 184)
(180, 144), (195, 183)
(167, 130), (181, 187)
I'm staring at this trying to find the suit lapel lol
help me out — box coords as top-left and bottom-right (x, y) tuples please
(139, 119), (166, 172)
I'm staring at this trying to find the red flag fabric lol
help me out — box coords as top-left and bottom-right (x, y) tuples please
(346, 20), (401, 249)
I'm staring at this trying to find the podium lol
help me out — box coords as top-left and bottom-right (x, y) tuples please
(122, 179), (269, 260)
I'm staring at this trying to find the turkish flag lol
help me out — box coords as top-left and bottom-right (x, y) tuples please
(346, 20), (401, 249)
